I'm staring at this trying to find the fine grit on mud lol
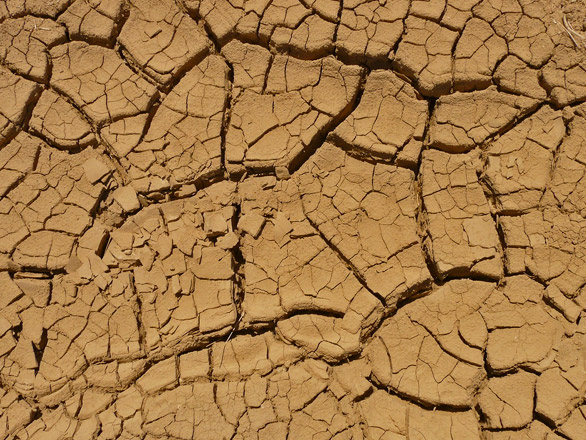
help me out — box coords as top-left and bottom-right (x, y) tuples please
(0, 0), (586, 439)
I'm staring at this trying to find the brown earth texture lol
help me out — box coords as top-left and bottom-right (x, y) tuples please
(1, 0), (586, 439)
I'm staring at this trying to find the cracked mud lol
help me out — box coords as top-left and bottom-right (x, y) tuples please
(1, 0), (586, 439)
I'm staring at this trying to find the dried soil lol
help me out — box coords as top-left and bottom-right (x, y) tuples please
(1, 0), (586, 439)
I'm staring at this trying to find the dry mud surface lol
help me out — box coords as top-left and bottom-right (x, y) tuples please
(1, 0), (586, 439)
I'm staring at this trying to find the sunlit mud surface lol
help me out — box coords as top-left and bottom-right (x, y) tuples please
(1, 0), (586, 438)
